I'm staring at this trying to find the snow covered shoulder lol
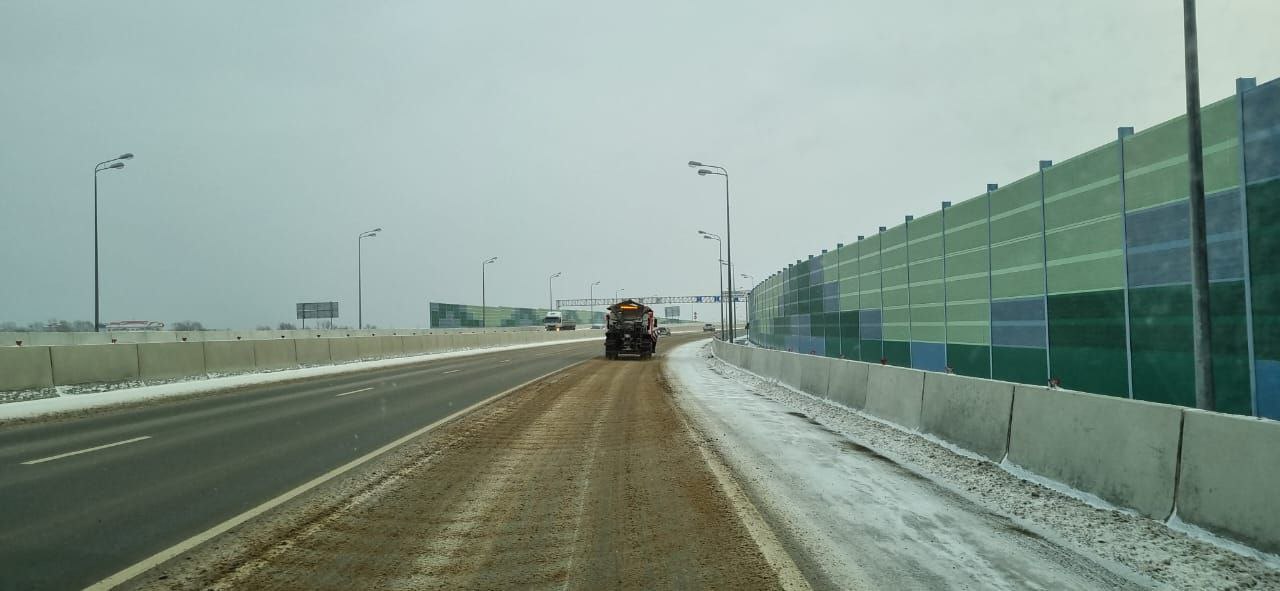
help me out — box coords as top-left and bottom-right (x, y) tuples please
(664, 339), (1280, 591)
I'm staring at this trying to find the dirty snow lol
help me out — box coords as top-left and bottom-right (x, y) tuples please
(0, 337), (599, 421)
(666, 340), (1280, 590)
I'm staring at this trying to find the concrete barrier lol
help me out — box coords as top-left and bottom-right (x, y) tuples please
(864, 364), (926, 430)
(826, 359), (869, 410)
(329, 338), (359, 363)
(761, 348), (784, 380)
(778, 351), (804, 389)
(0, 346), (54, 391)
(252, 339), (297, 370)
(737, 347), (755, 374)
(1007, 385), (1182, 519)
(377, 336), (403, 358)
(137, 342), (206, 380)
(920, 373), (1015, 461)
(355, 337), (383, 360)
(1175, 410), (1280, 553)
(422, 335), (444, 353)
(401, 335), (426, 355)
(798, 355), (832, 397)
(203, 340), (256, 374)
(50, 344), (140, 386)
(294, 338), (332, 366)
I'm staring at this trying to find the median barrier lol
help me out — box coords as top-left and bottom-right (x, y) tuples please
(203, 340), (256, 374)
(0, 346), (54, 391)
(798, 354), (833, 397)
(402, 335), (427, 355)
(50, 344), (139, 386)
(1007, 385), (1182, 519)
(328, 338), (359, 362)
(1175, 410), (1280, 553)
(252, 339), (297, 370)
(355, 337), (383, 360)
(137, 342), (206, 380)
(422, 335), (445, 353)
(294, 338), (332, 366)
(463, 333), (482, 350)
(920, 372), (1015, 461)
(864, 364), (926, 430)
(826, 359), (869, 409)
(377, 336), (403, 358)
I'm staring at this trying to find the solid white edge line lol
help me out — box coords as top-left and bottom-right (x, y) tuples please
(22, 436), (152, 466)
(83, 357), (591, 591)
(334, 387), (375, 398)
(442, 369), (462, 374)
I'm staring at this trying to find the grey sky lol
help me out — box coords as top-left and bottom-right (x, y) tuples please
(3, 1), (1278, 329)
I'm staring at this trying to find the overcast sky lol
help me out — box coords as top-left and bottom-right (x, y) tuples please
(3, 1), (1278, 329)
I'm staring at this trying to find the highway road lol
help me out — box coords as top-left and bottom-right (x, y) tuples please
(0, 337), (616, 590)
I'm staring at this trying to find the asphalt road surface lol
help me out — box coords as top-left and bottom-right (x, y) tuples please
(0, 338), (614, 591)
(128, 332), (782, 590)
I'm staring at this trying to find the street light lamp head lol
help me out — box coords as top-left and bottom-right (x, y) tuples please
(687, 160), (703, 168)
(107, 162), (125, 170)
(371, 227), (382, 232)
(697, 169), (712, 176)
(484, 256), (498, 264)
(118, 153), (134, 160)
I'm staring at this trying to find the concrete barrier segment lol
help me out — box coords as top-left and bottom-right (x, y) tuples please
(920, 372), (1015, 461)
(1007, 385), (1182, 519)
(864, 364), (926, 430)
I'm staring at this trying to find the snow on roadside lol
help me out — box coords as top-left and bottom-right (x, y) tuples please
(0, 337), (599, 421)
(666, 340), (1280, 591)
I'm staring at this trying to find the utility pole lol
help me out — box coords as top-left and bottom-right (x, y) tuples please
(1183, 0), (1215, 410)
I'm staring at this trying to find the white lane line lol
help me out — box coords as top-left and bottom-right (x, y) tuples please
(85, 358), (590, 591)
(21, 436), (152, 466)
(334, 387), (374, 398)
(442, 369), (462, 374)
(499, 359), (511, 364)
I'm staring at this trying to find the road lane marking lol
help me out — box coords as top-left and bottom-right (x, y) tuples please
(21, 436), (152, 466)
(499, 359), (511, 364)
(85, 358), (591, 591)
(442, 369), (462, 374)
(335, 387), (375, 398)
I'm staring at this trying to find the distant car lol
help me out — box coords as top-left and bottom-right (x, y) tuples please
(656, 326), (670, 336)
(702, 323), (715, 332)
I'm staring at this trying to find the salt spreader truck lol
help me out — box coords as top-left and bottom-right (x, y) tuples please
(604, 300), (657, 359)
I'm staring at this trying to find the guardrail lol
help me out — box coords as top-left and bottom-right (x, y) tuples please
(710, 340), (1280, 556)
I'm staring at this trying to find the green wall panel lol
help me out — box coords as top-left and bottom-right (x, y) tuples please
(1047, 290), (1128, 396)
(992, 346), (1048, 386)
(947, 343), (991, 379)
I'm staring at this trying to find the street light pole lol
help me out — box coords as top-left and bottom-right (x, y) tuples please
(740, 273), (754, 332)
(1182, 0), (1215, 411)
(481, 256), (498, 328)
(589, 280), (601, 321)
(93, 152), (133, 332)
(699, 231), (725, 339)
(549, 272), (561, 309)
(357, 228), (381, 329)
(690, 161), (734, 341)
